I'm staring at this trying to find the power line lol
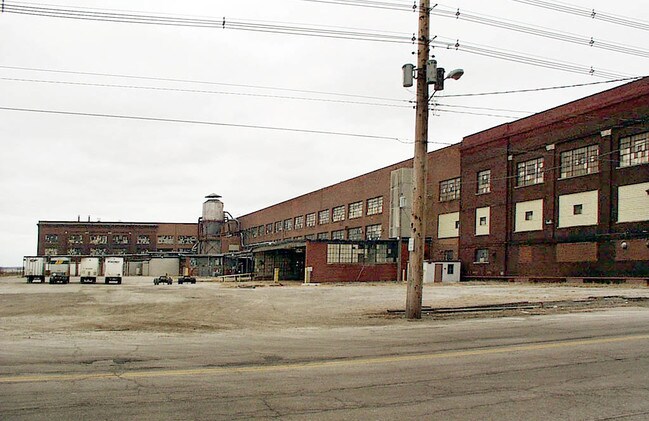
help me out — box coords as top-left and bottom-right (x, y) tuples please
(0, 76), (411, 109)
(512, 0), (649, 32)
(0, 2), (639, 79)
(0, 64), (408, 103)
(430, 4), (649, 59)
(432, 37), (632, 79)
(437, 76), (645, 97)
(0, 105), (420, 143)
(1, 2), (415, 44)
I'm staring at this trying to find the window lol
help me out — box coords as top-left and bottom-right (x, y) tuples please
(515, 199), (544, 232)
(475, 207), (490, 236)
(266, 223), (273, 234)
(442, 250), (454, 261)
(560, 145), (599, 178)
(525, 211), (534, 221)
(90, 247), (107, 256)
(113, 235), (129, 244)
(332, 205), (345, 222)
(68, 234), (83, 244)
(305, 234), (316, 240)
(327, 243), (396, 264)
(440, 177), (461, 201)
(68, 248), (82, 255)
(90, 235), (108, 245)
(318, 209), (330, 225)
(178, 235), (196, 244)
(317, 232), (329, 240)
(477, 170), (491, 194)
(274, 221), (282, 233)
(332, 229), (345, 240)
(447, 264), (454, 275)
(45, 234), (58, 243)
(366, 224), (382, 240)
(475, 248), (489, 263)
(455, 221), (460, 229)
(573, 204), (583, 215)
(366, 197), (383, 215)
(44, 247), (58, 256)
(137, 235), (150, 245)
(157, 235), (174, 245)
(283, 219), (293, 231)
(294, 216), (304, 230)
(348, 227), (362, 241)
(306, 213), (316, 227)
(620, 132), (648, 167)
(516, 157), (544, 187)
(349, 201), (363, 219)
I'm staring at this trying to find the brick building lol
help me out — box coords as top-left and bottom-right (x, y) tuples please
(37, 221), (198, 256)
(32, 78), (649, 282)
(460, 77), (649, 279)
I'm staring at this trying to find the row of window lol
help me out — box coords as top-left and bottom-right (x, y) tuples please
(246, 197), (383, 239)
(246, 224), (383, 242)
(44, 234), (197, 245)
(437, 181), (649, 239)
(326, 243), (397, 264)
(440, 132), (648, 200)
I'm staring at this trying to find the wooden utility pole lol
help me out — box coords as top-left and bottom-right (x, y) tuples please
(405, 0), (430, 320)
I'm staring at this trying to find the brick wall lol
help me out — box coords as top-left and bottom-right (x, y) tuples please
(305, 242), (398, 283)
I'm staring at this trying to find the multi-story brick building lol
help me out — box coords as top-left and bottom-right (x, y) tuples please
(460, 77), (649, 279)
(37, 221), (198, 256)
(33, 77), (649, 282)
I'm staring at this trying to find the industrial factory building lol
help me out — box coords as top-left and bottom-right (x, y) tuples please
(34, 77), (649, 282)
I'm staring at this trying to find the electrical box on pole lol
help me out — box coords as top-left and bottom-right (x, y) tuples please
(402, 64), (415, 87)
(434, 67), (445, 91)
(425, 59), (437, 84)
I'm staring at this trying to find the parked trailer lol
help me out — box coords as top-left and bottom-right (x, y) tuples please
(23, 256), (46, 283)
(48, 257), (71, 284)
(104, 257), (124, 284)
(79, 257), (100, 283)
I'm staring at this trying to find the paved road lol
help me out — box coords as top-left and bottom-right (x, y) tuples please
(2, 308), (649, 420)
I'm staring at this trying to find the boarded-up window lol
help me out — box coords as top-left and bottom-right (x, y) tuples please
(556, 242), (597, 262)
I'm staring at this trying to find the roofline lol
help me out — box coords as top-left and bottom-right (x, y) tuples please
(38, 221), (198, 226)
(461, 76), (649, 149)
(236, 142), (461, 219)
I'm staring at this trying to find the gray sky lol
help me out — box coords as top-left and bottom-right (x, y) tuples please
(1, 0), (647, 266)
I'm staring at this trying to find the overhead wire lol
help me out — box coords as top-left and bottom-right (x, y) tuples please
(512, 0), (649, 32)
(0, 2), (639, 79)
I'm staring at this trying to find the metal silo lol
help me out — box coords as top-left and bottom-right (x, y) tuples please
(198, 194), (224, 254)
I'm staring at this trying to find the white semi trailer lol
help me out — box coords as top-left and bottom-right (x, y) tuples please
(80, 257), (100, 283)
(48, 257), (71, 284)
(23, 256), (46, 283)
(104, 257), (124, 284)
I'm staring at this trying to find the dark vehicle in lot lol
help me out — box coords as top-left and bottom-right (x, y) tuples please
(153, 275), (173, 285)
(178, 276), (196, 284)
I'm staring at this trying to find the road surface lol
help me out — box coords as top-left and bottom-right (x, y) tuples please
(2, 307), (649, 420)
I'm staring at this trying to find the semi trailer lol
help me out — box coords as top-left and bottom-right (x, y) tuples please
(79, 257), (100, 283)
(104, 257), (124, 284)
(23, 256), (46, 283)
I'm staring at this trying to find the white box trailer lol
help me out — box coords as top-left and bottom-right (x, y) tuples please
(23, 256), (46, 283)
(80, 257), (100, 283)
(103, 257), (124, 284)
(48, 257), (71, 284)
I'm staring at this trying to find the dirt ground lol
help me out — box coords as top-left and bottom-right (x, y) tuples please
(1, 276), (649, 334)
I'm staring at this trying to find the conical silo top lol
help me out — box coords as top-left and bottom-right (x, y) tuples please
(205, 193), (222, 200)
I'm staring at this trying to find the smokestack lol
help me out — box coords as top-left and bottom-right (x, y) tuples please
(88, 215), (90, 222)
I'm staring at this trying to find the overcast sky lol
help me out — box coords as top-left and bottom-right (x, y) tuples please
(1, 0), (647, 266)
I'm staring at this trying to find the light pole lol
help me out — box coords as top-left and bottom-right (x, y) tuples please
(403, 0), (463, 320)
